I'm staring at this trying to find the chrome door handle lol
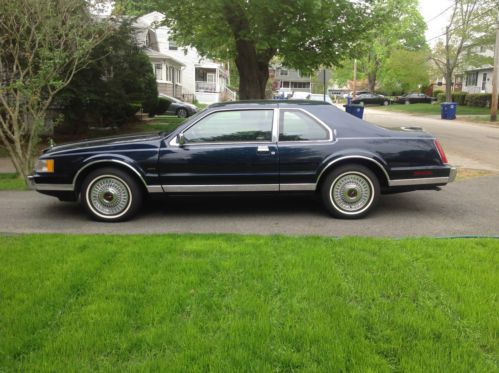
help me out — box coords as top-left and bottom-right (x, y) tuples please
(257, 145), (270, 153)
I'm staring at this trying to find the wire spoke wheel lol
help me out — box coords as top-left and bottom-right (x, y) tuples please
(331, 172), (373, 213)
(87, 176), (131, 217)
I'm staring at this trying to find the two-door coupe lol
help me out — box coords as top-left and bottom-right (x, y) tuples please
(29, 101), (456, 221)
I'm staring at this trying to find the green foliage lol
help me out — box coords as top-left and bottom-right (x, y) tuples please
(0, 234), (497, 371)
(465, 93), (497, 108)
(0, 173), (26, 190)
(154, 97), (172, 115)
(59, 23), (158, 128)
(432, 90), (444, 98)
(380, 49), (429, 95)
(437, 93), (446, 103)
(451, 92), (468, 105)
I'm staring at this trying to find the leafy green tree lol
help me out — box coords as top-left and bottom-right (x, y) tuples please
(380, 49), (430, 95)
(430, 0), (498, 101)
(115, 0), (375, 99)
(0, 0), (112, 182)
(59, 23), (159, 131)
(358, 0), (427, 92)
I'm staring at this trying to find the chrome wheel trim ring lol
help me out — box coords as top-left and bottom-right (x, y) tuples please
(85, 175), (132, 219)
(329, 171), (374, 215)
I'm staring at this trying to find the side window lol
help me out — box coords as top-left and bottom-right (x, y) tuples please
(279, 110), (329, 141)
(183, 110), (273, 143)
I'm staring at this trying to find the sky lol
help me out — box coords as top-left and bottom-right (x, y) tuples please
(418, 0), (455, 45)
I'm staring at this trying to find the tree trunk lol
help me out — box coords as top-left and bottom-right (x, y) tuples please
(367, 72), (376, 92)
(445, 71), (453, 102)
(234, 39), (270, 100)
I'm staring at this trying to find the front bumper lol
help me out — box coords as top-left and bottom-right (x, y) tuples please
(27, 175), (73, 192)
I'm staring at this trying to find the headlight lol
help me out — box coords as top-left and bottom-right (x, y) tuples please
(35, 159), (54, 173)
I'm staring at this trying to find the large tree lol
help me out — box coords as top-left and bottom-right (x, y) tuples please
(115, 0), (374, 99)
(0, 0), (113, 182)
(430, 0), (498, 101)
(358, 0), (427, 92)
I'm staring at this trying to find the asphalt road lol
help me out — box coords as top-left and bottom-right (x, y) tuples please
(1, 108), (498, 237)
(0, 175), (498, 236)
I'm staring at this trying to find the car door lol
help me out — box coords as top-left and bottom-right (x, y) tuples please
(277, 108), (333, 189)
(158, 108), (279, 191)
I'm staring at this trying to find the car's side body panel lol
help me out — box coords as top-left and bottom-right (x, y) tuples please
(29, 101), (456, 200)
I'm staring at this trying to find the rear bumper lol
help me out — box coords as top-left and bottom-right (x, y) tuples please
(388, 166), (457, 187)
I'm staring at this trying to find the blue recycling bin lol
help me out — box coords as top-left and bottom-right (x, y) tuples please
(440, 102), (457, 120)
(343, 104), (364, 119)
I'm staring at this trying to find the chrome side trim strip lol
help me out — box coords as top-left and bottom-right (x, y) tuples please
(162, 184), (279, 193)
(72, 159), (148, 190)
(146, 185), (164, 193)
(389, 177), (451, 187)
(280, 183), (316, 191)
(317, 156), (390, 184)
(34, 183), (74, 191)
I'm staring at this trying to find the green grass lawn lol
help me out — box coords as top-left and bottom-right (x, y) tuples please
(377, 103), (491, 116)
(0, 173), (26, 190)
(0, 234), (497, 372)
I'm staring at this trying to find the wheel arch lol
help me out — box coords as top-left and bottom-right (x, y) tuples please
(73, 159), (149, 196)
(316, 156), (389, 190)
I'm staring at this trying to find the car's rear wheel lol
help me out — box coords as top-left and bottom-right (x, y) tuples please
(81, 168), (142, 222)
(405, 100), (410, 105)
(383, 100), (389, 106)
(321, 164), (380, 219)
(177, 108), (188, 118)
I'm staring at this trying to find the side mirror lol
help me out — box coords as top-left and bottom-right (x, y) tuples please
(177, 133), (186, 146)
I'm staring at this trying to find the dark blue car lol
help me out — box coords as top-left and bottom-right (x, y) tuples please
(29, 101), (456, 221)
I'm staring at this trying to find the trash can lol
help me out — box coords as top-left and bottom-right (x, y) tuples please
(344, 104), (364, 119)
(440, 102), (457, 120)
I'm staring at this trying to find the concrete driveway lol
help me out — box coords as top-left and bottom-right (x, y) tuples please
(0, 108), (498, 237)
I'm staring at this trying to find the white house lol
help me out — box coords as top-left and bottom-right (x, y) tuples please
(135, 12), (235, 104)
(462, 45), (495, 94)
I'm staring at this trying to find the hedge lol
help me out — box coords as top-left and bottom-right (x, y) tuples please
(451, 92), (468, 105)
(432, 89), (444, 98)
(464, 93), (498, 108)
(154, 97), (171, 115)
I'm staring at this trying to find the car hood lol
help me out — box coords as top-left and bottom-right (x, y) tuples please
(43, 133), (162, 155)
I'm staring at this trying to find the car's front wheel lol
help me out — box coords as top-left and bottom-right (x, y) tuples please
(177, 108), (188, 118)
(383, 100), (389, 106)
(81, 168), (143, 222)
(405, 100), (410, 105)
(321, 164), (380, 219)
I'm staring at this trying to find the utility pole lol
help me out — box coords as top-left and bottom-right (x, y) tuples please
(323, 68), (326, 102)
(491, 11), (499, 122)
(353, 59), (357, 98)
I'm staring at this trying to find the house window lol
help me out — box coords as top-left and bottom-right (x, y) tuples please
(465, 71), (478, 86)
(282, 81), (290, 88)
(169, 38), (178, 50)
(154, 63), (163, 81)
(482, 73), (487, 90)
(291, 82), (310, 89)
(176, 69), (182, 84)
(280, 69), (288, 76)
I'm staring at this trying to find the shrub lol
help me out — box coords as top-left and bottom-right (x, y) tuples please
(432, 89), (444, 98)
(437, 93), (446, 103)
(464, 93), (495, 108)
(154, 97), (171, 115)
(451, 92), (467, 105)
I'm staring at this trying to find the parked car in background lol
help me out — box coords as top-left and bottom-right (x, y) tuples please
(351, 93), (392, 106)
(309, 94), (333, 104)
(29, 100), (456, 222)
(395, 93), (436, 105)
(158, 94), (197, 117)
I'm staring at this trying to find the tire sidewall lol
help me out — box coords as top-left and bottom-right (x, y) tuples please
(81, 168), (142, 222)
(321, 165), (380, 219)
(177, 108), (188, 118)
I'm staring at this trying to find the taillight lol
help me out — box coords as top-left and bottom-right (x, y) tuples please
(434, 139), (448, 164)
